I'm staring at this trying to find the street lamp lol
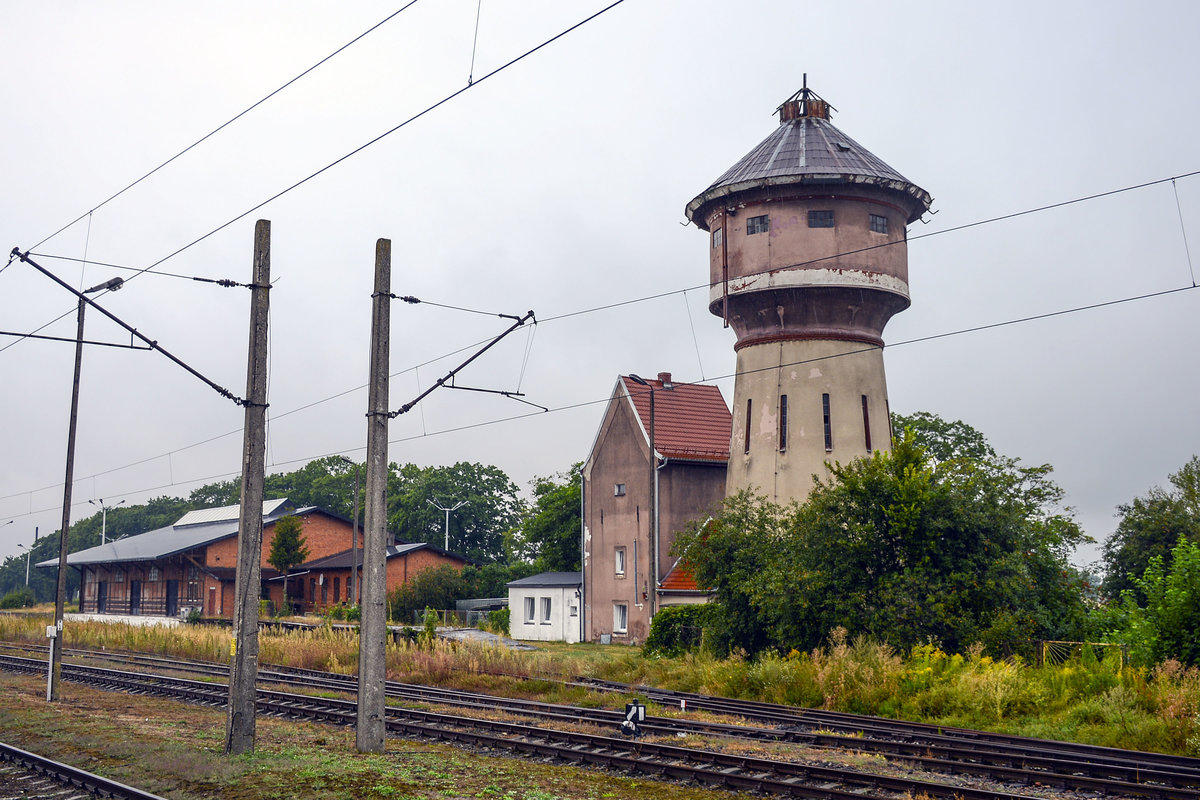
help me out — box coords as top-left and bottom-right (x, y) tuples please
(17, 543), (31, 587)
(427, 497), (466, 551)
(49, 275), (124, 703)
(88, 498), (125, 545)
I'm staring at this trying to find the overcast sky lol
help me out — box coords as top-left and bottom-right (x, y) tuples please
(2, 1), (1198, 570)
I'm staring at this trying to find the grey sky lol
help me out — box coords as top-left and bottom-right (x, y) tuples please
(2, 1), (1197, 570)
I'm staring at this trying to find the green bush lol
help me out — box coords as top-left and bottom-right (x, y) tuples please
(645, 605), (709, 656)
(483, 607), (510, 634)
(0, 587), (36, 609)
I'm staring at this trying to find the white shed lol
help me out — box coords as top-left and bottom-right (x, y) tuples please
(506, 571), (581, 644)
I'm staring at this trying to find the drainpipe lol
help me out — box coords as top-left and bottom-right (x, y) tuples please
(578, 465), (585, 643)
(655, 455), (668, 610)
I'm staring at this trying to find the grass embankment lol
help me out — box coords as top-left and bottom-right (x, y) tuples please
(1, 614), (1197, 756)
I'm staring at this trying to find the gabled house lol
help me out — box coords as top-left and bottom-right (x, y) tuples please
(39, 498), (470, 619)
(506, 571), (581, 643)
(582, 372), (730, 644)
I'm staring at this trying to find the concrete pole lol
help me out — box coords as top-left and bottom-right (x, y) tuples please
(224, 219), (271, 755)
(357, 238), (391, 753)
(49, 293), (87, 702)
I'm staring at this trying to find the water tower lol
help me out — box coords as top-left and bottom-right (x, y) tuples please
(685, 82), (932, 501)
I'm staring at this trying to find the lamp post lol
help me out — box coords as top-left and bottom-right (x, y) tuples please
(427, 498), (466, 551)
(17, 543), (31, 587)
(49, 275), (124, 703)
(88, 498), (125, 545)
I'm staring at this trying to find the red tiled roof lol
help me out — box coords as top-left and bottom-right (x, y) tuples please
(621, 375), (731, 461)
(659, 560), (706, 592)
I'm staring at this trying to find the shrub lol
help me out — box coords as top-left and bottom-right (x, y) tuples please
(483, 607), (510, 635)
(0, 587), (35, 609)
(645, 605), (708, 656)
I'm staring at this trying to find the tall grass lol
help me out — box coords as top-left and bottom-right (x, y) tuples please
(2, 614), (1197, 754)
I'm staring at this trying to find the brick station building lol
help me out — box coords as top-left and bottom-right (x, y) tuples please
(41, 498), (468, 619)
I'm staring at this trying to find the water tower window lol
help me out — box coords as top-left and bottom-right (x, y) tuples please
(744, 398), (752, 455)
(869, 214), (888, 234)
(822, 393), (833, 452)
(861, 395), (873, 452)
(808, 210), (834, 228)
(614, 483), (626, 497)
(778, 394), (788, 451)
(712, 227), (723, 249)
(747, 215), (769, 235)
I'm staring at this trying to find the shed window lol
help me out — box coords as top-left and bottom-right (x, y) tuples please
(808, 210), (834, 228)
(712, 227), (723, 249)
(614, 603), (628, 634)
(540, 597), (552, 624)
(746, 214), (769, 235)
(869, 213), (888, 234)
(524, 596), (536, 624)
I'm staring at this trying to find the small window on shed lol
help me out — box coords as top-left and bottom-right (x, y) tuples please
(870, 213), (888, 234)
(712, 227), (723, 249)
(524, 596), (536, 624)
(808, 210), (834, 228)
(747, 214), (769, 235)
(614, 483), (625, 497)
(540, 597), (552, 624)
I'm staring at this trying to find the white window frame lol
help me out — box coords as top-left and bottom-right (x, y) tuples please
(614, 547), (626, 577)
(614, 483), (626, 497)
(540, 596), (552, 624)
(523, 596), (536, 624)
(613, 602), (628, 634)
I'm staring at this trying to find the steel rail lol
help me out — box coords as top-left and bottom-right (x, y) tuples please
(0, 740), (169, 800)
(1, 654), (1048, 800)
(4, 643), (1199, 795)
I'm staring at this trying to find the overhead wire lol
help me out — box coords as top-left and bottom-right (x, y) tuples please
(26, 1), (425, 255)
(4, 277), (1197, 527)
(3, 168), (1197, 509)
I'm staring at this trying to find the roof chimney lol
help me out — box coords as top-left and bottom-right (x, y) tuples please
(657, 372), (673, 389)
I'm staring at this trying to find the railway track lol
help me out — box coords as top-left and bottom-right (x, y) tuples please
(2, 643), (1198, 799)
(0, 740), (167, 800)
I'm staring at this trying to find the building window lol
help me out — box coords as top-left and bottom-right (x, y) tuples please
(862, 395), (873, 452)
(869, 213), (888, 234)
(148, 567), (159, 583)
(524, 596), (536, 624)
(778, 394), (788, 451)
(744, 398), (752, 455)
(808, 210), (834, 228)
(614, 547), (626, 576)
(186, 564), (200, 602)
(333, 577), (341, 603)
(569, 601), (578, 617)
(113, 568), (125, 583)
(614, 483), (626, 497)
(746, 214), (769, 235)
(540, 597), (552, 624)
(614, 603), (628, 634)
(822, 393), (833, 452)
(712, 227), (723, 249)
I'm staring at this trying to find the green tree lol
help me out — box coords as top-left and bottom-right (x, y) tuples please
(1108, 536), (1200, 665)
(511, 466), (582, 572)
(387, 462), (524, 563)
(389, 565), (464, 622)
(676, 415), (1091, 655)
(1102, 456), (1200, 601)
(267, 515), (308, 614)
